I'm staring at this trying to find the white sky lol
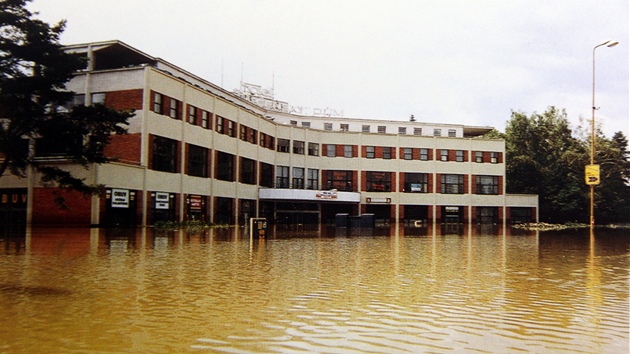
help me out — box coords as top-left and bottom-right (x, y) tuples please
(29, 0), (629, 138)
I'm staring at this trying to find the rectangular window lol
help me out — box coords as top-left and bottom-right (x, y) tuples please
(277, 138), (290, 153)
(308, 142), (319, 156)
(475, 151), (483, 163)
(239, 125), (247, 141)
(327, 144), (336, 157)
(324, 123), (333, 131)
(362, 125), (370, 133)
(383, 146), (392, 159)
(440, 149), (448, 161)
(153, 92), (163, 114)
(201, 111), (209, 129)
(433, 128), (442, 137)
(248, 128), (257, 144)
(420, 148), (429, 161)
(240, 157), (256, 185)
(293, 167), (305, 189)
(326, 170), (353, 191)
(340, 123), (349, 132)
(403, 148), (413, 160)
(92, 92), (105, 104)
(366, 146), (375, 159)
(404, 173), (428, 193)
(276, 166), (289, 188)
(441, 174), (464, 194)
(169, 98), (179, 119)
(216, 152), (235, 181)
(491, 152), (499, 164)
(414, 127), (422, 136)
(259, 132), (267, 148)
(456, 150), (464, 162)
(344, 145), (353, 158)
(188, 105), (196, 124)
(187, 144), (208, 177)
(366, 171), (391, 192)
(290, 120), (298, 126)
(302, 121), (311, 128)
(259, 162), (273, 188)
(293, 140), (305, 154)
(227, 120), (236, 137)
(216, 116), (224, 134)
(307, 169), (319, 190)
(152, 136), (177, 173)
(476, 175), (499, 195)
(398, 127), (406, 135)
(448, 129), (456, 137)
(378, 126), (386, 134)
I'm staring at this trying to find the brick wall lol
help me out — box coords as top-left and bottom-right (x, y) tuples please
(104, 89), (143, 110)
(32, 188), (92, 225)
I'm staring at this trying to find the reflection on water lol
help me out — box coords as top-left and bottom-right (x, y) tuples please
(0, 225), (628, 353)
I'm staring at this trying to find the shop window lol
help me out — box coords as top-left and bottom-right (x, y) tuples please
(216, 151), (235, 181)
(441, 174), (464, 194)
(187, 144), (208, 177)
(404, 173), (428, 193)
(366, 171), (391, 192)
(152, 136), (177, 173)
(476, 175), (499, 195)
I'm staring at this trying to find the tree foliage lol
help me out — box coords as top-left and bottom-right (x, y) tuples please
(505, 106), (630, 224)
(0, 0), (133, 196)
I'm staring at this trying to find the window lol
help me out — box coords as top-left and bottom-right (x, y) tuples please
(248, 128), (257, 144)
(302, 121), (311, 128)
(366, 146), (375, 159)
(340, 123), (349, 132)
(216, 152), (235, 181)
(378, 126), (386, 134)
(414, 127), (422, 136)
(293, 167), (305, 189)
(277, 138), (290, 153)
(404, 173), (428, 193)
(169, 98), (179, 119)
(491, 152), (499, 164)
(366, 171), (391, 192)
(227, 120), (236, 137)
(308, 142), (319, 156)
(403, 148), (413, 160)
(475, 151), (483, 163)
(362, 125), (370, 133)
(293, 140), (305, 154)
(344, 145), (353, 158)
(420, 148), (429, 161)
(153, 92), (163, 114)
(240, 157), (256, 185)
(476, 175), (499, 195)
(276, 166), (289, 188)
(441, 174), (464, 194)
(290, 120), (298, 126)
(152, 136), (177, 173)
(260, 132), (267, 148)
(456, 150), (464, 162)
(383, 146), (392, 159)
(433, 128), (441, 137)
(188, 105), (197, 124)
(398, 127), (406, 135)
(187, 144), (208, 177)
(326, 170), (353, 191)
(259, 162), (273, 188)
(239, 125), (247, 141)
(324, 123), (333, 131)
(216, 116), (224, 134)
(91, 92), (105, 104)
(201, 111), (209, 129)
(307, 169), (319, 190)
(326, 144), (336, 157)
(440, 149), (448, 161)
(448, 129), (456, 137)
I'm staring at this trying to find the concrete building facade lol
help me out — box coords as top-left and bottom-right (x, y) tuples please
(0, 40), (538, 227)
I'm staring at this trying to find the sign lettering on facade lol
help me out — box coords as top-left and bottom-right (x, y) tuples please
(189, 195), (202, 210)
(316, 189), (338, 199)
(111, 189), (130, 208)
(155, 192), (170, 210)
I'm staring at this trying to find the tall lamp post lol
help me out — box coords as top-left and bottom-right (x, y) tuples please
(589, 39), (618, 231)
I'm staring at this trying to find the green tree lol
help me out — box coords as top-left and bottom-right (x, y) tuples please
(0, 0), (133, 197)
(593, 131), (630, 223)
(505, 107), (587, 223)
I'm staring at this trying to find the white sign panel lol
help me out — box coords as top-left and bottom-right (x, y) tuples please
(155, 192), (170, 210)
(111, 189), (129, 208)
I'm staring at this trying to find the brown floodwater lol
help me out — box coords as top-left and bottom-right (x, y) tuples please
(0, 225), (628, 353)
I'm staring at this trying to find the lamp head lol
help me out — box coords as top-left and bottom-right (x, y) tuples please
(606, 40), (619, 47)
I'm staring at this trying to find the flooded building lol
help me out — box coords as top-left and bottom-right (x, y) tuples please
(1, 40), (538, 227)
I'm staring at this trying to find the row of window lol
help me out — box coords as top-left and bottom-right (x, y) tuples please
(312, 122), (457, 137)
(152, 136), (500, 194)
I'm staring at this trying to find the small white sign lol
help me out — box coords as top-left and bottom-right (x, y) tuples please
(111, 189), (129, 208)
(155, 192), (170, 209)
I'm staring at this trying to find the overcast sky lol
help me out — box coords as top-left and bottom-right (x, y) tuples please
(29, 0), (628, 138)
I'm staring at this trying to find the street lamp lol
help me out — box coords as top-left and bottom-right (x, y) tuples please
(589, 39), (618, 231)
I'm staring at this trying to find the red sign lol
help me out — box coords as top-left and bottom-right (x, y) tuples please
(189, 195), (202, 210)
